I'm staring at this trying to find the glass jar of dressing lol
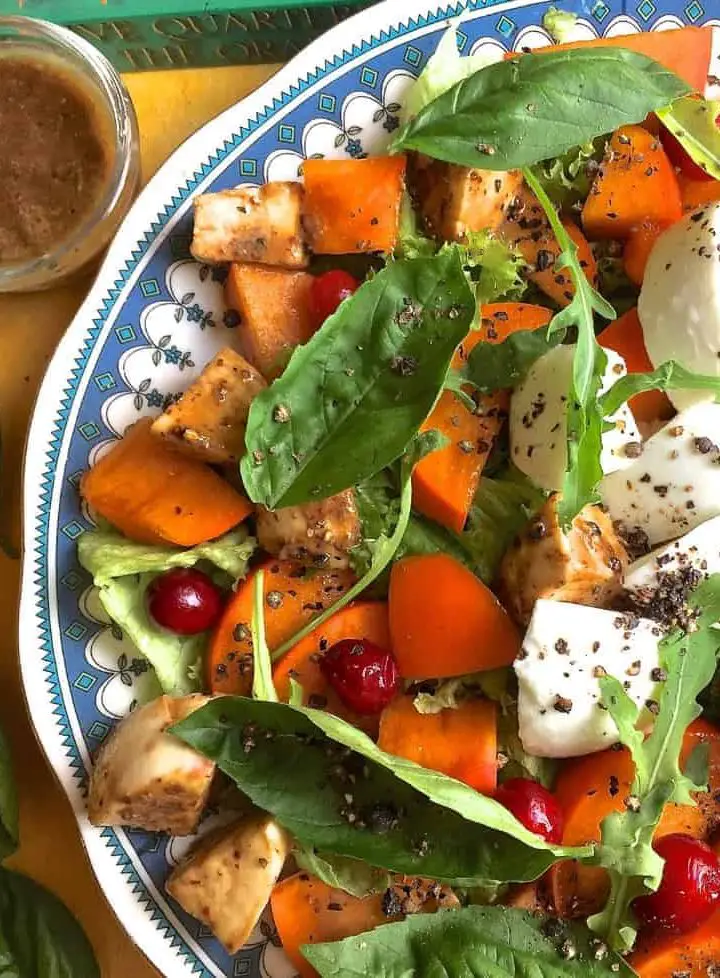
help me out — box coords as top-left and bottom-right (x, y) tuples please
(0, 17), (140, 292)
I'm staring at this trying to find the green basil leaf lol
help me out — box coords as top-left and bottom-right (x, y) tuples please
(241, 250), (475, 509)
(293, 849), (391, 898)
(600, 360), (720, 417)
(589, 574), (720, 952)
(657, 94), (720, 181)
(0, 727), (17, 860)
(303, 906), (636, 977)
(392, 48), (690, 170)
(172, 697), (588, 886)
(522, 168), (615, 527)
(0, 868), (99, 977)
(463, 328), (564, 394)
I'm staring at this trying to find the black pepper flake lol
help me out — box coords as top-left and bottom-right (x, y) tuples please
(553, 695), (573, 714)
(609, 775), (620, 797)
(390, 354), (418, 377)
(272, 404), (291, 423)
(695, 436), (717, 454)
(651, 667), (667, 682)
(554, 638), (569, 655)
(645, 699), (660, 715)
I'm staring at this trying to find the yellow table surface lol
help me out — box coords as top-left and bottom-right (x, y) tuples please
(0, 63), (279, 977)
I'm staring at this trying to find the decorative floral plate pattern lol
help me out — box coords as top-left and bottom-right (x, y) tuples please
(19, 1), (720, 976)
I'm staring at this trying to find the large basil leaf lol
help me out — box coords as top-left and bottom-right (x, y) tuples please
(241, 250), (475, 509)
(173, 697), (586, 886)
(392, 48), (689, 170)
(0, 727), (18, 860)
(303, 906), (635, 977)
(0, 869), (99, 977)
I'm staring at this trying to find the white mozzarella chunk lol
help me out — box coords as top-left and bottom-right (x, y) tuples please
(515, 599), (661, 758)
(510, 344), (640, 491)
(600, 402), (720, 546)
(624, 516), (720, 603)
(638, 202), (720, 411)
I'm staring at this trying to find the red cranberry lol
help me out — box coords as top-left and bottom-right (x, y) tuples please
(633, 834), (720, 934)
(320, 638), (399, 715)
(311, 270), (360, 327)
(147, 568), (224, 635)
(494, 778), (564, 844)
(660, 125), (714, 182)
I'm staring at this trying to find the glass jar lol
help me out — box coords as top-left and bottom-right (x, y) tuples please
(0, 16), (140, 292)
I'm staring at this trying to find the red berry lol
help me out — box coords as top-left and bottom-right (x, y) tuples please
(633, 834), (720, 934)
(147, 568), (224, 635)
(494, 778), (564, 844)
(660, 125), (714, 182)
(320, 638), (399, 715)
(311, 270), (360, 327)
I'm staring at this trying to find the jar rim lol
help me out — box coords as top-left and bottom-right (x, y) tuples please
(0, 16), (140, 291)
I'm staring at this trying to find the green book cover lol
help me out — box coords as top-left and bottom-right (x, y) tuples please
(0, 1), (374, 70)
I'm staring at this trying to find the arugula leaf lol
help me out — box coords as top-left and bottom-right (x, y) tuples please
(98, 575), (200, 696)
(398, 17), (502, 126)
(0, 727), (17, 861)
(270, 431), (443, 661)
(250, 570), (279, 703)
(601, 360), (720, 417)
(78, 525), (255, 587)
(522, 168), (615, 527)
(173, 697), (587, 887)
(448, 230), (527, 306)
(589, 575), (720, 951)
(657, 94), (720, 181)
(303, 906), (635, 977)
(463, 327), (564, 395)
(241, 250), (475, 509)
(392, 48), (689, 170)
(293, 849), (391, 898)
(0, 868), (99, 977)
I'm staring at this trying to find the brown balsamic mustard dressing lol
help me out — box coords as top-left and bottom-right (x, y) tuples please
(0, 54), (112, 264)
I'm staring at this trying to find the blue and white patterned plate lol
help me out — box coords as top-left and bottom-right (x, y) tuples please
(18, 1), (720, 975)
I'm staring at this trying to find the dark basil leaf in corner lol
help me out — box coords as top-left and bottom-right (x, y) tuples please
(464, 328), (564, 395)
(303, 906), (635, 977)
(0, 868), (99, 978)
(392, 48), (689, 170)
(241, 250), (475, 509)
(0, 727), (18, 859)
(172, 697), (569, 887)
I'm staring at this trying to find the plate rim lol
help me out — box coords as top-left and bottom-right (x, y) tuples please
(18, 1), (717, 975)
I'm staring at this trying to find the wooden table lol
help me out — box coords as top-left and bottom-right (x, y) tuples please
(0, 62), (278, 977)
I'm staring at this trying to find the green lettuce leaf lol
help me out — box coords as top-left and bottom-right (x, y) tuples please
(394, 194), (436, 260)
(399, 18), (501, 126)
(542, 6), (581, 43)
(657, 94), (720, 181)
(98, 574), (202, 696)
(78, 526), (256, 587)
(303, 906), (635, 977)
(531, 138), (604, 210)
(447, 230), (527, 306)
(461, 472), (545, 583)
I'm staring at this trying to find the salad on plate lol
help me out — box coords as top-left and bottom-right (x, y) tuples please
(77, 11), (720, 977)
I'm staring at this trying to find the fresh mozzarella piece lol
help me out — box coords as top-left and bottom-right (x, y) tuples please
(638, 202), (720, 411)
(515, 600), (661, 758)
(510, 344), (640, 491)
(624, 516), (720, 603)
(600, 402), (720, 546)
